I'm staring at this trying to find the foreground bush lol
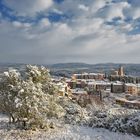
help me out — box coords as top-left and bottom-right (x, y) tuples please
(0, 65), (65, 129)
(88, 107), (140, 136)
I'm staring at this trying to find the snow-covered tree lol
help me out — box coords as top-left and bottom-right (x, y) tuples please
(0, 65), (65, 129)
(0, 69), (21, 123)
(25, 65), (58, 95)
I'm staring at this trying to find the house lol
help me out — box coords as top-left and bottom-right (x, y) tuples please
(111, 66), (124, 77)
(95, 81), (111, 91)
(72, 72), (104, 80)
(116, 97), (140, 109)
(66, 79), (77, 89)
(87, 80), (96, 90)
(125, 83), (138, 95)
(55, 82), (72, 97)
(111, 81), (124, 93)
(137, 84), (140, 95)
(71, 88), (87, 95)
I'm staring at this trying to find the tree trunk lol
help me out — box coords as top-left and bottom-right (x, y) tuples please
(9, 114), (15, 123)
(23, 120), (26, 129)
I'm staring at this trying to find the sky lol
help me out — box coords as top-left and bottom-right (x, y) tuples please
(0, 0), (140, 64)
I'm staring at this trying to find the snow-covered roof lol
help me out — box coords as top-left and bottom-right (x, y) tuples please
(137, 84), (140, 88)
(112, 81), (123, 86)
(56, 82), (67, 87)
(87, 82), (95, 85)
(65, 79), (72, 82)
(125, 83), (137, 87)
(116, 97), (140, 104)
(89, 73), (104, 75)
(73, 73), (104, 76)
(86, 79), (95, 82)
(95, 81), (111, 85)
(71, 88), (87, 94)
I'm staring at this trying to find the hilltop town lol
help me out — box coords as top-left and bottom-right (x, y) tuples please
(0, 64), (140, 109)
(0, 64), (140, 139)
(52, 66), (140, 109)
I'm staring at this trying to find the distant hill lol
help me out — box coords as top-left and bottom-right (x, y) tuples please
(0, 63), (26, 73)
(0, 62), (140, 77)
(48, 63), (140, 77)
(49, 63), (91, 69)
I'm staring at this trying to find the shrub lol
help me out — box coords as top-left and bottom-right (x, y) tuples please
(0, 65), (65, 130)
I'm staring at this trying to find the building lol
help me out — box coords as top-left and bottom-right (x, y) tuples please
(137, 84), (140, 95)
(111, 69), (119, 76)
(72, 72), (105, 80)
(118, 66), (124, 76)
(110, 66), (124, 77)
(71, 88), (87, 95)
(66, 79), (76, 89)
(95, 81), (111, 91)
(125, 83), (138, 95)
(52, 77), (72, 97)
(116, 97), (140, 109)
(111, 82), (125, 93)
(87, 80), (96, 90)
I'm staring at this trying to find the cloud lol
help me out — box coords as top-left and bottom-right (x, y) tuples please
(39, 18), (51, 27)
(3, 0), (53, 16)
(52, 8), (63, 15)
(96, 2), (130, 21)
(90, 0), (107, 14)
(12, 21), (31, 28)
(124, 6), (140, 20)
(78, 4), (89, 11)
(0, 0), (140, 64)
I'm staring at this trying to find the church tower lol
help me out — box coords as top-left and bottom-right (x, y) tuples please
(118, 66), (124, 77)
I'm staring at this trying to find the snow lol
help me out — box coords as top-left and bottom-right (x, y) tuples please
(0, 114), (139, 140)
(0, 114), (9, 122)
(63, 125), (140, 140)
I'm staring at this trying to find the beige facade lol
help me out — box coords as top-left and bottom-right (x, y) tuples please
(73, 73), (104, 80)
(125, 84), (137, 95)
(137, 84), (140, 95)
(118, 66), (124, 76)
(111, 66), (124, 77)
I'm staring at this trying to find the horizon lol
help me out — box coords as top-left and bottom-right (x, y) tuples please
(0, 61), (140, 66)
(0, 0), (140, 64)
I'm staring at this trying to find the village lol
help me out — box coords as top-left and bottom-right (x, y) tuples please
(0, 64), (140, 139)
(52, 66), (140, 109)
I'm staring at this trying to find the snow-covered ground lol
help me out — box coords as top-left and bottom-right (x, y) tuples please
(59, 125), (140, 140)
(0, 114), (139, 140)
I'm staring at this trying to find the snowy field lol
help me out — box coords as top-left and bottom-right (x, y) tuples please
(0, 114), (140, 140)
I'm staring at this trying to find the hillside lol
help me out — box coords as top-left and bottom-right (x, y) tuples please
(0, 62), (140, 77)
(48, 63), (140, 77)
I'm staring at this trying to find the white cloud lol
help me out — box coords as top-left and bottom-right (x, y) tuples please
(78, 4), (89, 11)
(3, 0), (53, 16)
(39, 18), (51, 27)
(97, 2), (130, 21)
(12, 21), (31, 28)
(133, 8), (140, 19)
(90, 0), (107, 14)
(0, 0), (140, 64)
(1, 15), (139, 64)
(52, 8), (63, 15)
(124, 6), (140, 20)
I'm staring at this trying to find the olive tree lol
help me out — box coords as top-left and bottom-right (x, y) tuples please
(0, 69), (21, 123)
(0, 65), (65, 129)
